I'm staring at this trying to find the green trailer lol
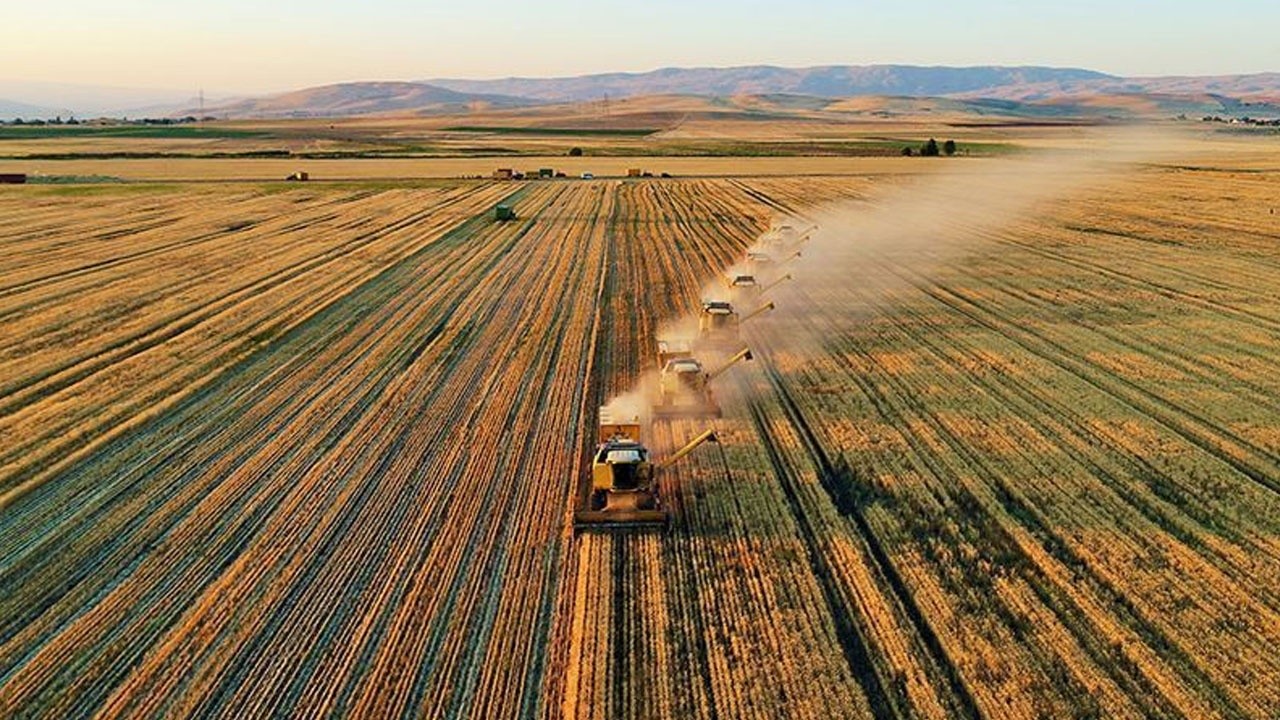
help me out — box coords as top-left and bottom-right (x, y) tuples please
(495, 204), (517, 221)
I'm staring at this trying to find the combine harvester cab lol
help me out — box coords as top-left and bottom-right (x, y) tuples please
(653, 346), (754, 419)
(573, 409), (719, 532)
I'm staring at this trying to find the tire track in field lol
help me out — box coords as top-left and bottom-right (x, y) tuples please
(967, 241), (1280, 413)
(911, 276), (1280, 495)
(849, 270), (1279, 595)
(742, 349), (981, 720)
(743, 395), (906, 720)
(988, 231), (1280, 335)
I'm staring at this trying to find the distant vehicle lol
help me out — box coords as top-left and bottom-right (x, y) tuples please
(581, 172), (594, 180)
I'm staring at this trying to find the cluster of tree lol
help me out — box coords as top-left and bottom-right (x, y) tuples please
(901, 138), (958, 157)
(1, 115), (218, 127)
(4, 116), (81, 126)
(1199, 115), (1280, 127)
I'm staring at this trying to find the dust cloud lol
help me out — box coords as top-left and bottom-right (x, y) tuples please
(600, 126), (1184, 421)
(749, 126), (1186, 359)
(599, 375), (656, 428)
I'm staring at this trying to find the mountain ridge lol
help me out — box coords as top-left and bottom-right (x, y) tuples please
(424, 64), (1118, 101)
(5, 64), (1279, 120)
(201, 81), (531, 119)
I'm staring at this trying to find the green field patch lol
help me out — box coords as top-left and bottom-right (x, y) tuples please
(0, 125), (268, 140)
(24, 174), (125, 185)
(24, 182), (180, 196)
(442, 126), (658, 137)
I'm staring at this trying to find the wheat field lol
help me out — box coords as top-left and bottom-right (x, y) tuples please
(1, 139), (1278, 718)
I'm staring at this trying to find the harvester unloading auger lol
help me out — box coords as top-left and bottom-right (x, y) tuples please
(653, 345), (754, 418)
(761, 273), (792, 294)
(573, 409), (721, 531)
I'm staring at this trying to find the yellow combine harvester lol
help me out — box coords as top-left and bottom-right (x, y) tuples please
(573, 409), (719, 531)
(726, 271), (785, 304)
(654, 346), (753, 418)
(726, 272), (760, 296)
(765, 222), (817, 253)
(696, 300), (774, 349)
(747, 248), (802, 269)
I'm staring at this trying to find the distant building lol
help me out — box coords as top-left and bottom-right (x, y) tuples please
(493, 168), (514, 180)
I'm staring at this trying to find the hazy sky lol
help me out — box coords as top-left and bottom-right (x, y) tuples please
(4, 0), (1277, 94)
